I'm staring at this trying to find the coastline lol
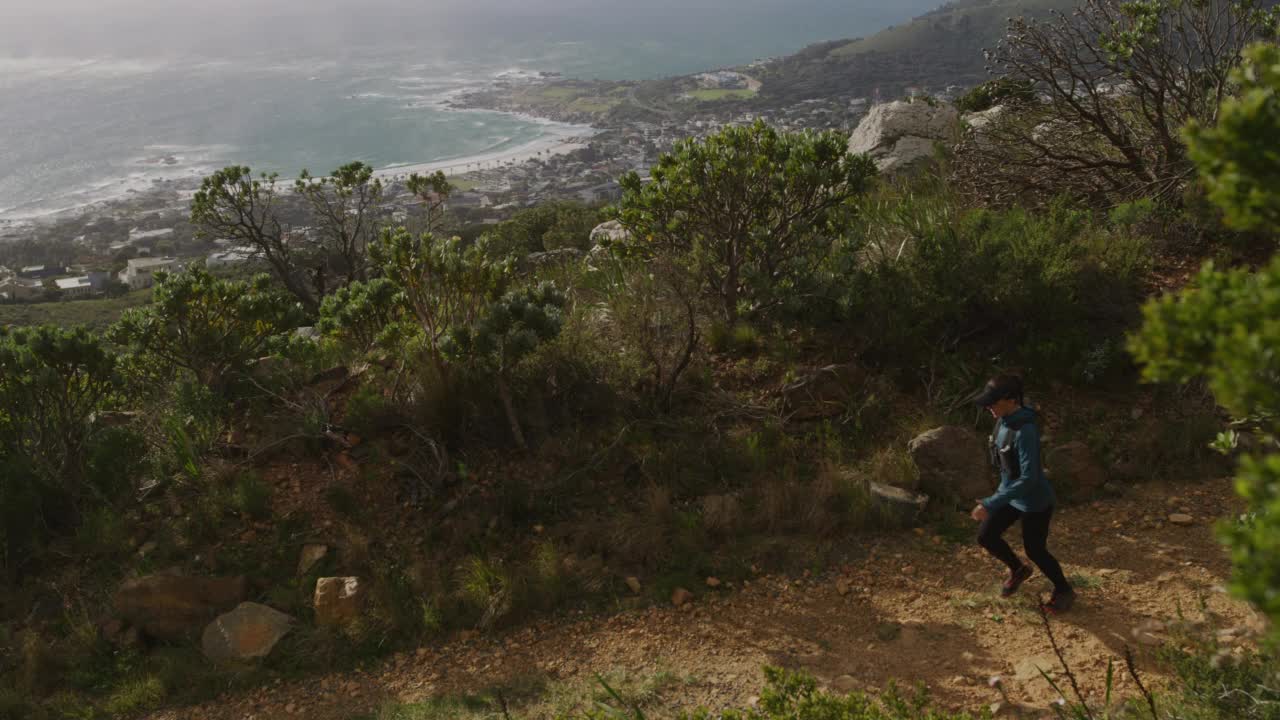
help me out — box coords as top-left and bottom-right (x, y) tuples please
(373, 120), (598, 180)
(0, 112), (598, 228)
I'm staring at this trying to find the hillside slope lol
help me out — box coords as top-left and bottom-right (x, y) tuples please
(142, 478), (1266, 720)
(756, 0), (1077, 103)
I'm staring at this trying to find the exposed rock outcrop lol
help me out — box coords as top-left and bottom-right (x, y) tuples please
(588, 220), (629, 248)
(848, 101), (960, 174)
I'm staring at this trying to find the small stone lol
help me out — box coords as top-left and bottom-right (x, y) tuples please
(832, 675), (858, 693)
(201, 602), (293, 662)
(705, 577), (722, 588)
(1133, 619), (1167, 646)
(286, 703), (297, 714)
(625, 576), (642, 594)
(314, 577), (365, 628)
(1094, 546), (1113, 557)
(836, 579), (852, 596)
(1169, 514), (1194, 526)
(297, 544), (328, 576)
(671, 588), (693, 607)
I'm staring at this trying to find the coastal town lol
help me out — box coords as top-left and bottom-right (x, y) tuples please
(0, 65), (958, 304)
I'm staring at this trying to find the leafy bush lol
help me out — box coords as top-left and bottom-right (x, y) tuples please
(1186, 43), (1280, 232)
(615, 120), (877, 324)
(954, 78), (1035, 114)
(482, 201), (604, 258)
(317, 278), (405, 356)
(833, 194), (1148, 382)
(371, 228), (513, 374)
(0, 326), (119, 575)
(1131, 42), (1280, 634)
(108, 267), (303, 394)
(445, 282), (567, 448)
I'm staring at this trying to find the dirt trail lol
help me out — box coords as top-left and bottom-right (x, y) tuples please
(145, 479), (1267, 720)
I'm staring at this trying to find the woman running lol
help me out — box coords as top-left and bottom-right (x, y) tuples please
(971, 375), (1075, 613)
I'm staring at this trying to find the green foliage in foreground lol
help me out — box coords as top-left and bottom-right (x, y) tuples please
(587, 668), (980, 720)
(1131, 256), (1280, 629)
(1132, 42), (1280, 634)
(0, 326), (135, 576)
(1186, 43), (1280, 232)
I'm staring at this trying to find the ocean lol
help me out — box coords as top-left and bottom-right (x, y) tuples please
(0, 0), (938, 222)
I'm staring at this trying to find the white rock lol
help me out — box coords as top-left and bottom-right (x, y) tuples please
(848, 101), (960, 174)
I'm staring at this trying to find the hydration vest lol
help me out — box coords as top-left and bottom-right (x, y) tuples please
(989, 412), (1037, 481)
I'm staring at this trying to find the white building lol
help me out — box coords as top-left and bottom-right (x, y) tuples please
(55, 276), (94, 299)
(121, 257), (179, 289)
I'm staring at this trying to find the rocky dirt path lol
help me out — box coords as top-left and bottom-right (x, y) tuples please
(145, 479), (1267, 720)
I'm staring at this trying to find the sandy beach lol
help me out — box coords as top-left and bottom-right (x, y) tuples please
(374, 121), (599, 180)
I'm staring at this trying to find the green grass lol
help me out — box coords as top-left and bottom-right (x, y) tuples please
(373, 669), (690, 720)
(0, 289), (151, 330)
(687, 88), (758, 102)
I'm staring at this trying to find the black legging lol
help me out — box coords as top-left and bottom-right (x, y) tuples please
(977, 505), (1072, 594)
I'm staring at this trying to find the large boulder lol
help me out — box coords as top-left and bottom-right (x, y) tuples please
(314, 577), (366, 628)
(848, 101), (960, 174)
(907, 426), (993, 503)
(201, 602), (294, 662)
(588, 220), (629, 248)
(1044, 441), (1107, 500)
(113, 575), (248, 641)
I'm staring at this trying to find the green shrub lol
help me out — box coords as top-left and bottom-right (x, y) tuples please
(482, 201), (604, 258)
(317, 278), (405, 356)
(831, 195), (1148, 382)
(955, 78), (1035, 114)
(615, 120), (877, 325)
(108, 267), (303, 395)
(0, 325), (119, 575)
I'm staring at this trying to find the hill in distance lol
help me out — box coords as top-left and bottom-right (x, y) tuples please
(754, 0), (1078, 103)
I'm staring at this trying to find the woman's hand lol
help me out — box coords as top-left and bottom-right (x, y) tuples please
(971, 503), (989, 522)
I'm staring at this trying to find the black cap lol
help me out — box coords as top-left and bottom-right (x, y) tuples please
(974, 375), (1023, 407)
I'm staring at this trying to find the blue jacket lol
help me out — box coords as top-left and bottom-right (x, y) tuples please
(982, 407), (1055, 513)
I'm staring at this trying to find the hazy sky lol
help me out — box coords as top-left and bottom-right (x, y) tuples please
(0, 0), (941, 59)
